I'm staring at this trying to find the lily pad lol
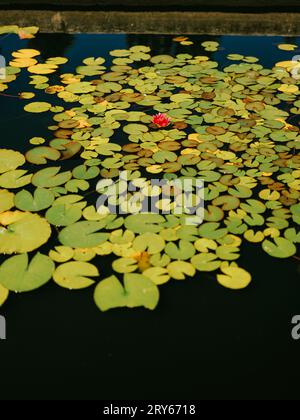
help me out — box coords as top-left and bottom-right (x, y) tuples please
(46, 204), (82, 226)
(59, 221), (109, 248)
(0, 212), (51, 254)
(14, 188), (54, 212)
(217, 264), (252, 290)
(0, 149), (25, 174)
(133, 233), (165, 254)
(0, 170), (32, 189)
(26, 147), (61, 165)
(0, 253), (54, 292)
(32, 167), (72, 188)
(165, 240), (195, 260)
(53, 261), (99, 289)
(167, 261), (196, 280)
(24, 101), (52, 113)
(262, 237), (296, 258)
(191, 253), (221, 272)
(124, 214), (165, 234)
(94, 274), (159, 311)
(143, 267), (170, 285)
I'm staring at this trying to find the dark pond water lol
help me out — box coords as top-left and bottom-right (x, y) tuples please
(0, 33), (299, 400)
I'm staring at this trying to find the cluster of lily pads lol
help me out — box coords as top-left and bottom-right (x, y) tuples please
(0, 32), (299, 311)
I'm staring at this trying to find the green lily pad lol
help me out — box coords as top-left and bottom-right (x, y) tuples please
(0, 253), (54, 292)
(262, 237), (296, 258)
(94, 273), (159, 311)
(72, 165), (100, 180)
(0, 212), (51, 254)
(198, 222), (227, 240)
(24, 101), (52, 113)
(216, 245), (240, 261)
(14, 188), (54, 212)
(26, 147), (61, 165)
(167, 261), (196, 280)
(112, 257), (138, 274)
(133, 233), (165, 254)
(0, 170), (32, 189)
(124, 214), (165, 234)
(32, 167), (72, 188)
(46, 204), (82, 226)
(0, 149), (25, 174)
(53, 261), (99, 289)
(165, 240), (195, 260)
(59, 221), (109, 248)
(143, 267), (170, 285)
(191, 253), (221, 272)
(217, 264), (252, 290)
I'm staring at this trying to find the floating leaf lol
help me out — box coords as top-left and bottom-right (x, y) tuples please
(123, 123), (148, 135)
(143, 267), (170, 285)
(112, 257), (138, 273)
(24, 101), (52, 113)
(73, 248), (96, 262)
(262, 237), (296, 258)
(133, 233), (165, 254)
(46, 204), (82, 226)
(244, 230), (265, 243)
(191, 253), (221, 272)
(94, 274), (159, 311)
(198, 222), (227, 240)
(0, 212), (51, 254)
(165, 240), (195, 260)
(150, 253), (170, 268)
(0, 149), (25, 174)
(201, 41), (219, 52)
(285, 228), (300, 244)
(0, 170), (32, 189)
(29, 137), (46, 145)
(277, 44), (298, 51)
(26, 147), (61, 165)
(49, 246), (74, 263)
(53, 261), (99, 289)
(167, 261), (196, 280)
(216, 245), (240, 261)
(124, 214), (165, 234)
(14, 188), (54, 212)
(59, 221), (109, 248)
(32, 167), (72, 188)
(217, 265), (252, 290)
(72, 165), (100, 180)
(66, 81), (96, 94)
(0, 253), (54, 292)
(194, 238), (217, 252)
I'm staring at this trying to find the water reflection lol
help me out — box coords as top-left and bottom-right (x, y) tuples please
(126, 34), (221, 58)
(127, 34), (178, 56)
(27, 33), (74, 61)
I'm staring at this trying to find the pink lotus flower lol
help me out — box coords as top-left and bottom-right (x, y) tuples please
(152, 113), (171, 128)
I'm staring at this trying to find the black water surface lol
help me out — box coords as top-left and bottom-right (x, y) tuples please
(0, 33), (299, 400)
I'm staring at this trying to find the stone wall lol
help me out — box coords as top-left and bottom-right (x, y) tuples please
(0, 0), (299, 8)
